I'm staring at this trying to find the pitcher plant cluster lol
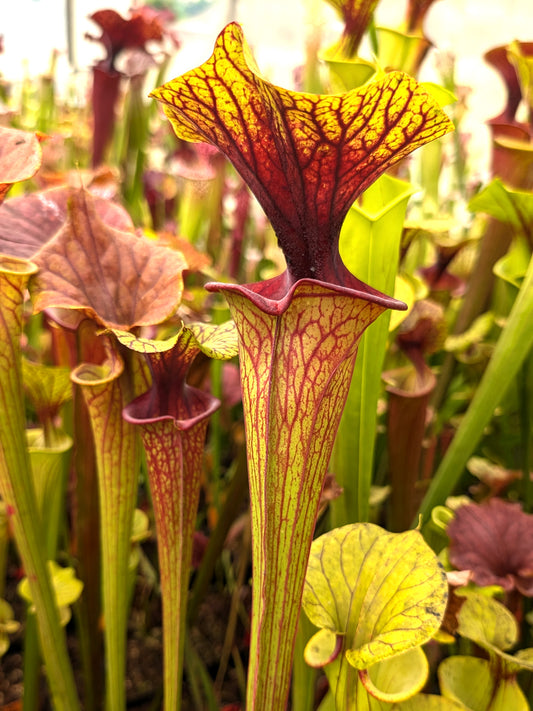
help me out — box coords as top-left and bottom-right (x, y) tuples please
(0, 2), (532, 711)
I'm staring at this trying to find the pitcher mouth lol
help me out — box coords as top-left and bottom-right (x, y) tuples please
(206, 269), (407, 317)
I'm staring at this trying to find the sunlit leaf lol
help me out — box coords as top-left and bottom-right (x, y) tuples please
(30, 188), (186, 329)
(331, 174), (415, 526)
(0, 127), (42, 204)
(0, 185), (134, 259)
(320, 48), (376, 92)
(151, 22), (454, 286)
(389, 274), (420, 331)
(187, 320), (239, 359)
(114, 320), (238, 361)
(375, 27), (431, 76)
(494, 236), (530, 289)
(420, 82), (457, 108)
(302, 523), (448, 670)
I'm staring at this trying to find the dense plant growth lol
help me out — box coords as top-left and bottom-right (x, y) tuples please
(0, 2), (532, 710)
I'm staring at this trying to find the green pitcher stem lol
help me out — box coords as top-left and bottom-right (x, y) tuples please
(0, 257), (80, 711)
(72, 354), (139, 711)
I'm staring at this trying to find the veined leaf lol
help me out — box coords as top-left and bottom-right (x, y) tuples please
(114, 320), (238, 361)
(31, 188), (186, 330)
(0, 185), (134, 259)
(0, 256), (80, 710)
(117, 321), (235, 711)
(303, 523), (448, 670)
(151, 22), (453, 287)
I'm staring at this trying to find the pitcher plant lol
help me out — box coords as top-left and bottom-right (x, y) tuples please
(151, 21), (453, 710)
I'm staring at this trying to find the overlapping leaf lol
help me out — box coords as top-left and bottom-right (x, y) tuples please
(439, 591), (533, 710)
(114, 321), (236, 711)
(0, 186), (134, 259)
(19, 561), (83, 611)
(507, 40), (533, 115)
(151, 22), (454, 286)
(0, 599), (20, 657)
(30, 188), (186, 330)
(439, 655), (530, 711)
(359, 647), (429, 702)
(331, 174), (415, 525)
(116, 321), (237, 427)
(484, 45), (526, 123)
(115, 320), (238, 361)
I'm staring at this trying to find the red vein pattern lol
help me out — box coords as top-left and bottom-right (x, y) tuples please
(121, 326), (227, 711)
(31, 189), (186, 330)
(223, 282), (385, 709)
(152, 22), (453, 285)
(71, 347), (140, 711)
(150, 22), (454, 711)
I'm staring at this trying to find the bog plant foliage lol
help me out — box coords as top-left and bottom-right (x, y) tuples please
(0, 2), (532, 711)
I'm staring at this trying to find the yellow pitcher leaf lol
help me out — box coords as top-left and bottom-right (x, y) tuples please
(303, 523), (448, 670)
